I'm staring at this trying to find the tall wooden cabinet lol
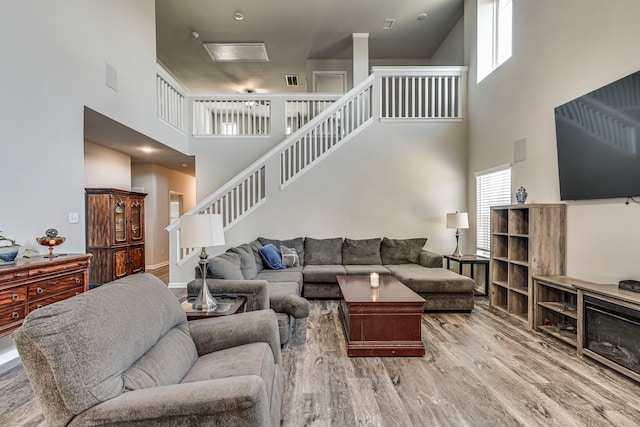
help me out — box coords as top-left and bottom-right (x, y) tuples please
(85, 188), (147, 286)
(489, 204), (566, 328)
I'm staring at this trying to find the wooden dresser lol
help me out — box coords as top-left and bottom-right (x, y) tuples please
(85, 188), (146, 286)
(0, 254), (91, 337)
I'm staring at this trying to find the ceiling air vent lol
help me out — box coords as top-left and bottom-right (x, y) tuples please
(383, 19), (395, 30)
(285, 74), (299, 87)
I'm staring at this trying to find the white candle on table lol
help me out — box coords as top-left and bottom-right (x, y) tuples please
(370, 272), (380, 288)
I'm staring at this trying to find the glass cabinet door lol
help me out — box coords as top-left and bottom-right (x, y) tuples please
(130, 200), (142, 241)
(114, 199), (126, 243)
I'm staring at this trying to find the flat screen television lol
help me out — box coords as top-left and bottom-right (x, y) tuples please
(554, 71), (640, 200)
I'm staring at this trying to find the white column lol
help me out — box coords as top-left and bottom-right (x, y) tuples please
(352, 33), (369, 86)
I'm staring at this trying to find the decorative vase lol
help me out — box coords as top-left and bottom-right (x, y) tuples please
(0, 246), (19, 263)
(515, 186), (528, 204)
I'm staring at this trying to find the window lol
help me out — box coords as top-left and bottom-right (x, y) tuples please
(221, 122), (238, 135)
(476, 166), (511, 255)
(477, 0), (513, 82)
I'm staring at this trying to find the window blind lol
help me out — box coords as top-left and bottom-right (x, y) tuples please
(476, 167), (511, 254)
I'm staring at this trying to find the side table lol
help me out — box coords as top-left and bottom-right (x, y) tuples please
(444, 255), (489, 296)
(180, 295), (247, 320)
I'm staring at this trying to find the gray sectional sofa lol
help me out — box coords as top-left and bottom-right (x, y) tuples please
(188, 237), (475, 345)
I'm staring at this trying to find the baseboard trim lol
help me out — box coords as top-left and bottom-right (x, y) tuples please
(168, 282), (187, 289)
(146, 260), (169, 270)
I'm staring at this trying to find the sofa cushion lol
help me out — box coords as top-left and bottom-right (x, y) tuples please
(385, 265), (475, 293)
(259, 237), (305, 266)
(208, 252), (244, 279)
(304, 237), (344, 265)
(248, 240), (265, 273)
(342, 238), (382, 265)
(344, 265), (391, 275)
(380, 237), (427, 265)
(228, 244), (259, 279)
(181, 342), (275, 406)
(17, 273), (190, 414)
(303, 264), (346, 283)
(122, 323), (198, 391)
(254, 267), (303, 289)
(259, 244), (286, 270)
(268, 281), (310, 318)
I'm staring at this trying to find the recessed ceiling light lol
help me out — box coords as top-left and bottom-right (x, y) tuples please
(233, 12), (244, 21)
(203, 43), (269, 62)
(141, 147), (153, 153)
(417, 13), (428, 21)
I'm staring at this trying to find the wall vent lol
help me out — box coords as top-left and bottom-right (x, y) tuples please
(383, 19), (395, 30)
(285, 74), (299, 87)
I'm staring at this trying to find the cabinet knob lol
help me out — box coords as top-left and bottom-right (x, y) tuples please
(36, 287), (44, 294)
(13, 273), (23, 278)
(11, 294), (19, 301)
(11, 312), (19, 319)
(36, 304), (43, 309)
(38, 269), (46, 273)
(75, 278), (81, 284)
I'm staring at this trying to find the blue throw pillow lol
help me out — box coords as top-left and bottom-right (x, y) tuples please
(259, 244), (286, 270)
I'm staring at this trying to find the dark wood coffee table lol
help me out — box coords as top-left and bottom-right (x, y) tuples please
(337, 275), (426, 357)
(180, 295), (247, 320)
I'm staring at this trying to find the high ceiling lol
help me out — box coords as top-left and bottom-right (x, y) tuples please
(155, 0), (464, 93)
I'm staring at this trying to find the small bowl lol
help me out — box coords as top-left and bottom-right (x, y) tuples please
(0, 246), (19, 263)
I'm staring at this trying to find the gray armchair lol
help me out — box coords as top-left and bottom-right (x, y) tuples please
(12, 273), (283, 427)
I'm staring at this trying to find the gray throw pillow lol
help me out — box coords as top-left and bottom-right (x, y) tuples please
(380, 237), (427, 265)
(207, 252), (243, 279)
(304, 237), (344, 265)
(227, 244), (259, 279)
(281, 245), (300, 267)
(342, 238), (382, 265)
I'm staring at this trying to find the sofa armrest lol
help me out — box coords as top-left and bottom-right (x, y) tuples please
(188, 279), (270, 312)
(70, 376), (270, 426)
(271, 293), (310, 319)
(188, 309), (281, 364)
(419, 250), (443, 268)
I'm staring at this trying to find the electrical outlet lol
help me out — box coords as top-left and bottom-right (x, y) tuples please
(68, 212), (79, 224)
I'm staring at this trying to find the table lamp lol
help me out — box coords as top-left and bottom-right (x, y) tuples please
(180, 213), (225, 311)
(446, 211), (469, 257)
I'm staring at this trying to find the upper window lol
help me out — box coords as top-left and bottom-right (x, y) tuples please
(477, 0), (513, 82)
(475, 166), (511, 256)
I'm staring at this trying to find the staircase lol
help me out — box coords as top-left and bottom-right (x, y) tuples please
(161, 66), (468, 281)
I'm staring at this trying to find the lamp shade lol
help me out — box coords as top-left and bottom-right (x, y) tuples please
(180, 214), (225, 249)
(446, 212), (469, 229)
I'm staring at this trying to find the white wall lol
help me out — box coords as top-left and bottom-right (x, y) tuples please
(84, 141), (132, 189)
(466, 0), (640, 283)
(0, 0), (188, 364)
(132, 164), (196, 268)
(430, 16), (465, 65)
(174, 118), (469, 284)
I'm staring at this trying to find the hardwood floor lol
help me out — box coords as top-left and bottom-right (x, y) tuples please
(147, 264), (169, 285)
(1, 298), (639, 426)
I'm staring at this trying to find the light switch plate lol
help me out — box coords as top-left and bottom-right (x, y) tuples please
(68, 212), (79, 224)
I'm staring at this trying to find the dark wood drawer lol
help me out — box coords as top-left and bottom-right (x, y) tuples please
(0, 305), (26, 328)
(29, 260), (90, 277)
(0, 270), (29, 284)
(0, 286), (27, 311)
(28, 273), (85, 300)
(28, 287), (84, 312)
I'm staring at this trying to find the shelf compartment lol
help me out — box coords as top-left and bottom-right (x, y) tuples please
(508, 236), (529, 263)
(492, 234), (508, 259)
(490, 284), (508, 313)
(538, 324), (577, 347)
(508, 290), (528, 321)
(537, 301), (577, 319)
(509, 208), (529, 236)
(492, 208), (509, 234)
(491, 259), (508, 283)
(508, 263), (529, 292)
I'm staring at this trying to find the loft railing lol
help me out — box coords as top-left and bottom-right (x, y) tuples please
(164, 66), (468, 266)
(156, 65), (187, 132)
(285, 97), (340, 135)
(376, 66), (466, 120)
(192, 98), (272, 136)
